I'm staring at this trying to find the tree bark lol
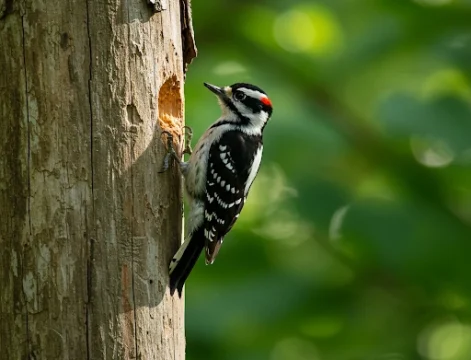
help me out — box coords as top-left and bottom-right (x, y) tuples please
(0, 0), (195, 358)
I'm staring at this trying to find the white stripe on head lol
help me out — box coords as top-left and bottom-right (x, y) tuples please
(237, 88), (266, 100)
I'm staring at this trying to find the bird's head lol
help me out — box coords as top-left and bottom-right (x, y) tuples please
(204, 82), (273, 132)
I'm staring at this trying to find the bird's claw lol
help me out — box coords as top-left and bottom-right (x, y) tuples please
(159, 126), (193, 173)
(182, 125), (193, 155)
(159, 131), (177, 173)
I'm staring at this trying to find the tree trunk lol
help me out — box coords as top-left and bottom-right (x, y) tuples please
(0, 0), (196, 358)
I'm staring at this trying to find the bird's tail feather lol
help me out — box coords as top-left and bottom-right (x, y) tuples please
(169, 227), (205, 297)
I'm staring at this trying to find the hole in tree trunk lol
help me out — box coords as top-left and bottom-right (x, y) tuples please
(158, 75), (183, 145)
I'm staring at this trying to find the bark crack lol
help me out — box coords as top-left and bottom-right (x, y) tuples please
(20, 11), (31, 238)
(20, 11), (32, 359)
(131, 146), (139, 360)
(127, 7), (139, 357)
(85, 237), (94, 359)
(85, 0), (94, 358)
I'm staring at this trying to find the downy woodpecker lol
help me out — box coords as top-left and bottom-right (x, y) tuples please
(162, 82), (273, 296)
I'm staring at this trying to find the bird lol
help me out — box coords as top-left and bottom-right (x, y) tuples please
(160, 82), (273, 297)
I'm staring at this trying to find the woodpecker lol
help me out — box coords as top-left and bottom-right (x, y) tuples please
(161, 82), (273, 297)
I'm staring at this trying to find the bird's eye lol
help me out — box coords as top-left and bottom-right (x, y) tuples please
(234, 92), (246, 101)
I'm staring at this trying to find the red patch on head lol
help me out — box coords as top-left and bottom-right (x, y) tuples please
(260, 96), (272, 107)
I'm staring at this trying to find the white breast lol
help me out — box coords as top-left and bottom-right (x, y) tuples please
(245, 145), (263, 195)
(185, 122), (237, 198)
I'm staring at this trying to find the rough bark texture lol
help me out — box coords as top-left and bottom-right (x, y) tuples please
(0, 0), (195, 358)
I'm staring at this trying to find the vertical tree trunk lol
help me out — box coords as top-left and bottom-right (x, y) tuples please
(0, 0), (196, 358)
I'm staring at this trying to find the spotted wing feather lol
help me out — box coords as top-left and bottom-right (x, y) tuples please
(203, 130), (262, 264)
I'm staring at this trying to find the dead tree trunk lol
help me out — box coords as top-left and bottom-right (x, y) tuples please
(0, 0), (196, 358)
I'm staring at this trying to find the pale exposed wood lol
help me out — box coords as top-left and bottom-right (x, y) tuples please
(0, 0), (195, 358)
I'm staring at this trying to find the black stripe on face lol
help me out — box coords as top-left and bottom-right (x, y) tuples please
(262, 103), (273, 117)
(241, 96), (264, 114)
(222, 98), (250, 125)
(230, 84), (272, 115)
(233, 90), (273, 116)
(210, 120), (234, 129)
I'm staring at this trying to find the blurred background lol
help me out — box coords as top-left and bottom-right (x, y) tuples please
(183, 0), (471, 359)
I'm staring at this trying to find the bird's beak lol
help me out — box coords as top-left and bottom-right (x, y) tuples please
(204, 83), (227, 98)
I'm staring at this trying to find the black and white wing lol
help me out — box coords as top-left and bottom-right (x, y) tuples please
(203, 130), (263, 264)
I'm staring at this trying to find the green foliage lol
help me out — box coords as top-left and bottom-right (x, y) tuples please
(184, 0), (471, 359)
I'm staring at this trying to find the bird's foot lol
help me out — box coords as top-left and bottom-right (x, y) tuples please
(159, 126), (193, 173)
(159, 131), (179, 173)
(182, 125), (193, 155)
